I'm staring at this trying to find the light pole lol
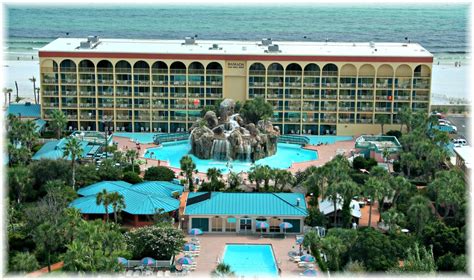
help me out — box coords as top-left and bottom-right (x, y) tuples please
(101, 116), (112, 159)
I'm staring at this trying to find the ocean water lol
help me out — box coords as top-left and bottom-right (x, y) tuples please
(4, 4), (470, 60)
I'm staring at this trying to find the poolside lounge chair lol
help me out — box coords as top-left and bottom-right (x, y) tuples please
(87, 126), (91, 131)
(153, 127), (158, 132)
(158, 127), (162, 132)
(298, 262), (315, 268)
(302, 130), (306, 134)
(308, 129), (312, 134)
(290, 255), (301, 262)
(80, 126), (84, 131)
(126, 270), (134, 277)
(146, 127), (150, 132)
(164, 271), (171, 277)
(140, 127), (144, 132)
(122, 127), (126, 131)
(156, 271), (164, 278)
(69, 126), (73, 131)
(144, 270), (153, 276)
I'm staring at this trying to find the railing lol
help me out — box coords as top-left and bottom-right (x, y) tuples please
(79, 79), (95, 84)
(135, 104), (150, 109)
(135, 115), (150, 120)
(62, 79), (77, 84)
(207, 81), (222, 86)
(170, 116), (187, 121)
(303, 94), (318, 99)
(357, 95), (373, 100)
(62, 103), (78, 108)
(116, 80), (132, 85)
(43, 79), (58, 83)
(151, 69), (168, 74)
(99, 103), (114, 108)
(188, 69), (205, 75)
(188, 93), (204, 98)
(375, 107), (391, 112)
(79, 103), (96, 108)
(321, 95), (337, 99)
(98, 91), (113, 96)
(358, 83), (374, 88)
(97, 67), (113, 73)
(249, 70), (266, 75)
(133, 68), (150, 74)
(285, 71), (302, 76)
(302, 106), (318, 111)
(322, 71), (338, 76)
(320, 118), (337, 123)
(285, 118), (301, 122)
(80, 91), (95, 96)
(396, 83), (411, 89)
(271, 118), (283, 122)
(207, 93), (222, 98)
(152, 80), (168, 85)
(339, 107), (355, 112)
(286, 82), (302, 87)
(303, 82), (319, 87)
(116, 92), (131, 96)
(62, 91), (77, 96)
(395, 96), (410, 100)
(44, 103), (60, 107)
(321, 83), (338, 88)
(413, 83), (430, 89)
(136, 80), (150, 85)
(98, 80), (114, 84)
(357, 107), (373, 112)
(413, 96), (430, 101)
(152, 115), (168, 121)
(285, 94), (301, 99)
(60, 67), (76, 73)
(152, 92), (167, 97)
(339, 83), (356, 88)
(170, 69), (187, 74)
(80, 115), (96, 120)
(267, 70), (284, 76)
(152, 104), (167, 109)
(115, 68), (132, 73)
(170, 93), (186, 98)
(249, 82), (265, 87)
(376, 83), (392, 88)
(116, 115), (131, 120)
(321, 107), (337, 111)
(206, 69), (223, 75)
(78, 67), (95, 73)
(43, 91), (59, 96)
(171, 81), (186, 86)
(339, 119), (354, 124)
(135, 92), (150, 97)
(304, 71), (320, 76)
(116, 104), (132, 109)
(170, 104), (187, 109)
(339, 95), (354, 99)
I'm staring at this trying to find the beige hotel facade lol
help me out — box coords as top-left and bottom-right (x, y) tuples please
(38, 37), (433, 135)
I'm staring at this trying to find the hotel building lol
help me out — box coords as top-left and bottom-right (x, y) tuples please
(39, 37), (433, 135)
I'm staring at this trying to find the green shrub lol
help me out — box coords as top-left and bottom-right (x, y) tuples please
(144, 166), (175, 181)
(123, 171), (143, 184)
(9, 251), (39, 273)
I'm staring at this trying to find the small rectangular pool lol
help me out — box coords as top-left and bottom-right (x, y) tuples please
(222, 244), (278, 278)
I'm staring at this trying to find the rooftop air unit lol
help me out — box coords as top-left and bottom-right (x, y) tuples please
(261, 38), (272, 46)
(184, 36), (196, 45)
(87, 35), (99, 44)
(79, 41), (92, 49)
(267, 44), (280, 52)
(209, 43), (222, 50)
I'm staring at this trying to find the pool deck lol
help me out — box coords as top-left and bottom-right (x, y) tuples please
(177, 234), (319, 277)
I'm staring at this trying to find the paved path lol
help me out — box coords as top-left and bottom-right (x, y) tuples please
(358, 201), (380, 228)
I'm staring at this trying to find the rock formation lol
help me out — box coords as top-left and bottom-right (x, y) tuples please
(189, 99), (279, 162)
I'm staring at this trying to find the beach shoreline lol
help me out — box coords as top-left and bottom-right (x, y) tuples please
(2, 56), (470, 105)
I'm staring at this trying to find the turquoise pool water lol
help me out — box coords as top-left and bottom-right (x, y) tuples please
(113, 132), (158, 144)
(222, 244), (278, 278)
(144, 140), (317, 173)
(306, 135), (353, 145)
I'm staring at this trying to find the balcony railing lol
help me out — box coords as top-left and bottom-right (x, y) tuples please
(271, 117), (283, 122)
(357, 107), (373, 112)
(303, 82), (319, 87)
(136, 80), (150, 86)
(358, 83), (374, 88)
(322, 71), (338, 76)
(321, 107), (337, 111)
(413, 96), (430, 101)
(249, 70), (265, 75)
(116, 80), (132, 85)
(80, 114), (96, 120)
(152, 115), (168, 121)
(152, 80), (168, 86)
(188, 69), (205, 75)
(285, 94), (301, 99)
(78, 67), (95, 73)
(188, 81), (204, 86)
(249, 82), (265, 87)
(395, 96), (410, 100)
(135, 92), (150, 97)
(44, 103), (60, 107)
(303, 94), (318, 99)
(171, 81), (186, 86)
(43, 78), (58, 84)
(62, 91), (77, 96)
(99, 103), (114, 108)
(302, 106), (318, 111)
(285, 118), (301, 122)
(207, 93), (222, 98)
(60, 67), (76, 73)
(135, 104), (150, 109)
(339, 118), (354, 124)
(321, 83), (338, 88)
(115, 68), (132, 73)
(62, 79), (77, 84)
(356, 119), (373, 124)
(339, 95), (354, 100)
(151, 69), (168, 74)
(321, 95), (337, 99)
(43, 91), (59, 96)
(286, 82), (302, 87)
(116, 104), (132, 109)
(396, 83), (411, 89)
(98, 91), (113, 96)
(135, 115), (150, 121)
(98, 79), (114, 84)
(267, 70), (284, 76)
(79, 103), (96, 108)
(357, 95), (373, 100)
(375, 107), (391, 112)
(79, 79), (95, 84)
(413, 83), (430, 89)
(206, 69), (223, 75)
(152, 104), (167, 109)
(170, 93), (186, 98)
(376, 83), (392, 88)
(80, 91), (95, 96)
(285, 70), (302, 76)
(133, 68), (150, 74)
(116, 92), (131, 97)
(97, 67), (113, 73)
(170, 116), (187, 121)
(170, 104), (187, 109)
(339, 107), (355, 112)
(116, 115), (131, 120)
(320, 118), (337, 123)
(339, 83), (356, 88)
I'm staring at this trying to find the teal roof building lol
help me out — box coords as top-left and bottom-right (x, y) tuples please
(184, 192), (307, 234)
(70, 181), (183, 225)
(32, 138), (93, 160)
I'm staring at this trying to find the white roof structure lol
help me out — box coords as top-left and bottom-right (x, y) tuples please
(454, 146), (473, 169)
(319, 197), (361, 218)
(39, 37), (433, 58)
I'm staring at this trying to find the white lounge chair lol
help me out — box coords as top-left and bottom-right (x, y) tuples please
(126, 270), (134, 277)
(80, 126), (84, 131)
(298, 261), (315, 268)
(122, 127), (125, 131)
(158, 127), (162, 132)
(308, 129), (312, 134)
(87, 126), (91, 131)
(156, 271), (164, 278)
(69, 126), (73, 131)
(146, 127), (150, 132)
(164, 271), (171, 277)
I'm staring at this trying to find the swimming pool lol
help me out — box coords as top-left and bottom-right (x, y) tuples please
(113, 132), (158, 144)
(222, 244), (278, 278)
(144, 140), (317, 173)
(306, 135), (353, 145)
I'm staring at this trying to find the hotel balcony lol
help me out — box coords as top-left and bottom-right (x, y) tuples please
(339, 83), (356, 88)
(98, 79), (114, 85)
(116, 115), (131, 120)
(249, 93), (265, 99)
(188, 92), (205, 98)
(285, 94), (301, 99)
(135, 104), (150, 109)
(376, 83), (392, 88)
(188, 69), (205, 75)
(357, 107), (373, 112)
(80, 91), (95, 96)
(43, 102), (60, 108)
(249, 70), (265, 76)
(267, 82), (283, 87)
(358, 83), (374, 89)
(267, 93), (283, 99)
(43, 90), (59, 96)
(339, 118), (354, 124)
(136, 80), (150, 86)
(79, 79), (95, 85)
(321, 107), (337, 112)
(188, 81), (204, 86)
(78, 67), (95, 73)
(115, 68), (132, 74)
(134, 68), (150, 74)
(61, 67), (76, 73)
(99, 103), (114, 108)
(395, 95), (410, 101)
(286, 82), (302, 87)
(303, 82), (319, 88)
(267, 70), (284, 76)
(339, 95), (355, 100)
(116, 104), (132, 109)
(152, 92), (167, 98)
(339, 107), (355, 112)
(62, 91), (77, 96)
(97, 67), (113, 73)
(135, 92), (150, 97)
(43, 78), (58, 84)
(413, 83), (430, 89)
(170, 93), (186, 98)
(285, 70), (302, 76)
(302, 106), (318, 111)
(116, 80), (132, 85)
(320, 118), (337, 123)
(98, 91), (113, 97)
(61, 79), (77, 84)
(285, 117), (301, 122)
(375, 95), (390, 101)
(207, 93), (223, 98)
(357, 95), (373, 100)
(170, 104), (187, 109)
(171, 81), (187, 86)
(249, 82), (265, 87)
(321, 82), (338, 88)
(152, 80), (168, 86)
(135, 115), (151, 121)
(303, 94), (318, 99)
(321, 94), (337, 100)
(285, 105), (301, 110)
(394, 106), (410, 112)
(79, 103), (96, 108)
(396, 83), (412, 89)
(151, 68), (168, 74)
(375, 107), (391, 112)
(170, 69), (186, 74)
(116, 92), (132, 97)
(152, 115), (168, 121)
(170, 116), (187, 121)
(66, 114), (78, 119)
(80, 114), (96, 120)
(152, 103), (167, 109)
(322, 71), (338, 76)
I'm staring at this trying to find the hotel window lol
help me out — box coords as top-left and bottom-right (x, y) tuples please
(211, 217), (223, 232)
(240, 218), (252, 231)
(225, 217), (237, 232)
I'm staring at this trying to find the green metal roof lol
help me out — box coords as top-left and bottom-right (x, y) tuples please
(32, 138), (91, 160)
(184, 192), (307, 217)
(355, 135), (402, 153)
(7, 103), (41, 118)
(70, 181), (183, 215)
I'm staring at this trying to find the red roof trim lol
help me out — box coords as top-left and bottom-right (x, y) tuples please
(39, 51), (434, 63)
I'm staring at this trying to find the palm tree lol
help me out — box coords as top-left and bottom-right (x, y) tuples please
(337, 180), (360, 228)
(375, 114), (389, 135)
(428, 170), (465, 219)
(19, 120), (39, 150)
(180, 155), (196, 191)
(407, 195), (431, 237)
(29, 76), (37, 104)
(108, 192), (126, 223)
(49, 109), (68, 139)
(96, 189), (111, 223)
(3, 87), (13, 106)
(227, 172), (242, 190)
(389, 176), (412, 208)
(381, 208), (405, 234)
(273, 169), (294, 192)
(363, 177), (385, 227)
(63, 137), (84, 189)
(321, 235), (347, 271)
(400, 152), (417, 178)
(302, 230), (327, 272)
(211, 263), (235, 278)
(8, 166), (32, 204)
(207, 167), (222, 184)
(125, 149), (139, 173)
(325, 182), (344, 227)
(398, 106), (413, 132)
(248, 165), (268, 192)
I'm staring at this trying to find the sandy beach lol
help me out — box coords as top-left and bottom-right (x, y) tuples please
(1, 59), (470, 105)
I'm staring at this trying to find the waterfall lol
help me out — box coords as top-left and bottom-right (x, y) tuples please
(228, 113), (240, 131)
(244, 143), (251, 162)
(211, 139), (231, 161)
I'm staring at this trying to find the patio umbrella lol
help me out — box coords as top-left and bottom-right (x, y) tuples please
(189, 228), (203, 236)
(141, 257), (156, 266)
(177, 256), (194, 265)
(296, 237), (304, 245)
(255, 221), (269, 229)
(302, 269), (318, 277)
(300, 255), (315, 262)
(183, 243), (196, 251)
(279, 222), (293, 237)
(117, 257), (128, 265)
